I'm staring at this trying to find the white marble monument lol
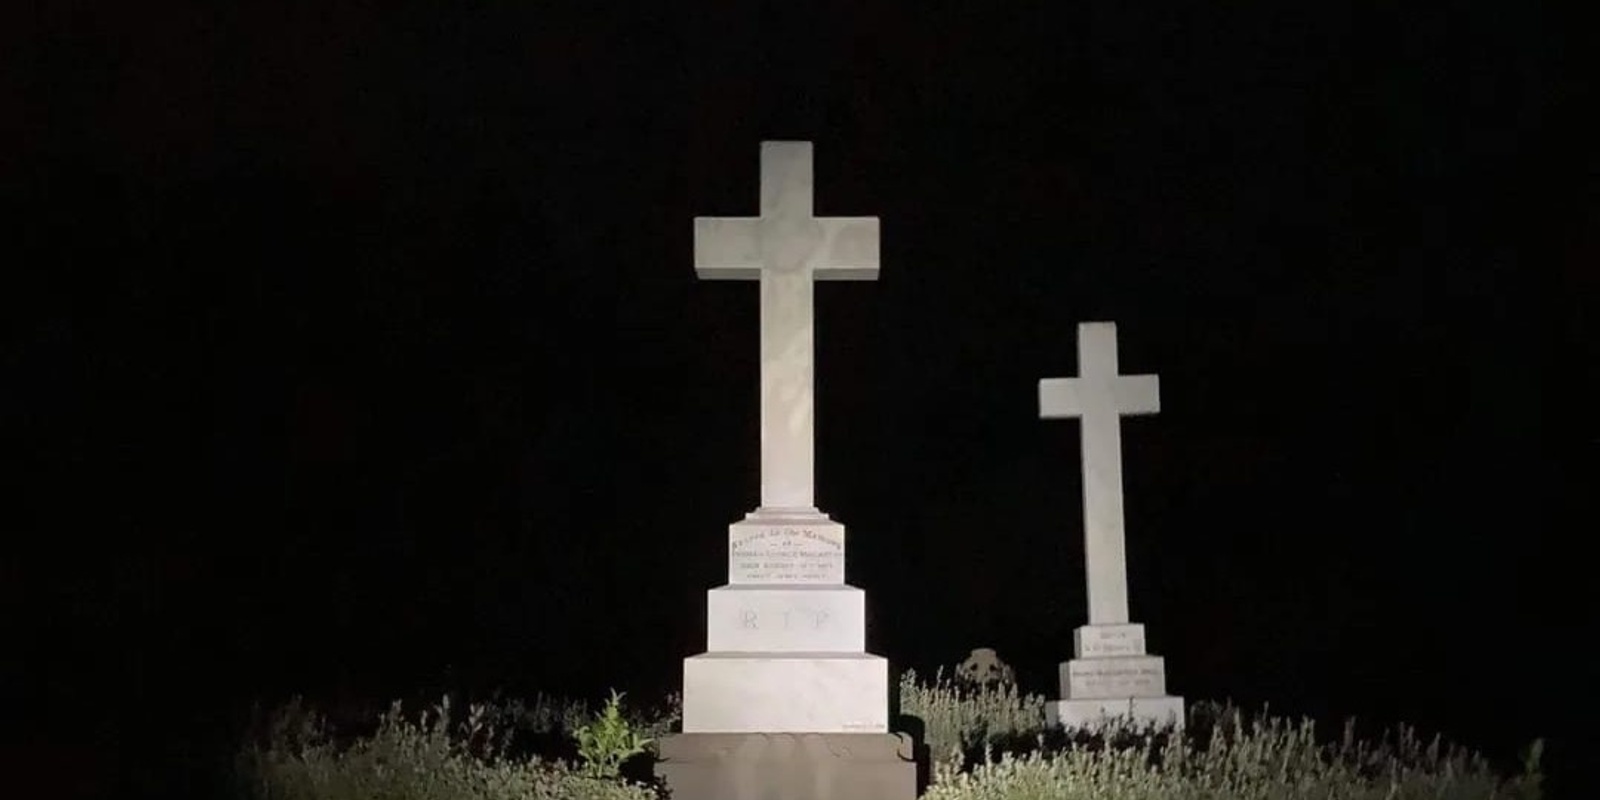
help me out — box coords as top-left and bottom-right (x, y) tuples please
(1039, 321), (1185, 731)
(676, 141), (890, 734)
(656, 141), (913, 800)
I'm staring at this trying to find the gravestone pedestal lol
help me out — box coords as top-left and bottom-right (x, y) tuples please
(656, 732), (916, 800)
(658, 142), (913, 799)
(1045, 623), (1185, 730)
(665, 511), (910, 796)
(1039, 323), (1185, 733)
(680, 510), (891, 734)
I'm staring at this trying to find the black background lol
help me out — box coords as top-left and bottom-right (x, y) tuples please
(6, 4), (1592, 797)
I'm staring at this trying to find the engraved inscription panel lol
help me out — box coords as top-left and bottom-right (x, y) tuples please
(728, 522), (845, 584)
(739, 606), (831, 630)
(1075, 624), (1147, 658)
(1063, 656), (1167, 699)
(706, 585), (865, 652)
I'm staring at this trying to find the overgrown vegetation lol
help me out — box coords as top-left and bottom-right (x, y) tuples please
(236, 663), (1543, 800)
(922, 701), (1545, 800)
(235, 695), (660, 800)
(898, 666), (1049, 774)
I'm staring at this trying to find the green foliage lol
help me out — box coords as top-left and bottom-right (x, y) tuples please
(237, 695), (656, 800)
(623, 691), (682, 758)
(898, 666), (1049, 775)
(571, 690), (653, 779)
(480, 690), (593, 737)
(472, 688), (678, 751)
(919, 701), (1546, 800)
(236, 663), (1544, 800)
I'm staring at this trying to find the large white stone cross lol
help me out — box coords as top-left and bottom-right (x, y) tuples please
(694, 141), (880, 512)
(1039, 322), (1160, 625)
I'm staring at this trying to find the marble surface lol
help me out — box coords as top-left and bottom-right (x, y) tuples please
(706, 584), (865, 652)
(681, 142), (891, 737)
(1061, 654), (1168, 698)
(682, 652), (889, 733)
(694, 141), (880, 511)
(1073, 623), (1148, 658)
(1047, 696), (1186, 732)
(728, 509), (845, 584)
(1039, 321), (1160, 625)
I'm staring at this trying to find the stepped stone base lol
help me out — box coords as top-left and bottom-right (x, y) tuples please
(656, 732), (917, 800)
(1049, 624), (1184, 732)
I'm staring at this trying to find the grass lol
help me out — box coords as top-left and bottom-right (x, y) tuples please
(234, 664), (1545, 800)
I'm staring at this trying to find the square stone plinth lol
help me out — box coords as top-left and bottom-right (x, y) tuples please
(682, 652), (888, 733)
(1047, 695), (1185, 732)
(656, 732), (916, 800)
(1073, 624), (1147, 658)
(707, 584), (865, 652)
(729, 513), (845, 584)
(1060, 655), (1167, 699)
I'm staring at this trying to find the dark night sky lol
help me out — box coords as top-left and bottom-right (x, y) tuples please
(6, 3), (1593, 793)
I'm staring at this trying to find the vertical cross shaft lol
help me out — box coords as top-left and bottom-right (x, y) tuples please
(757, 260), (815, 509)
(1040, 322), (1160, 625)
(693, 142), (880, 512)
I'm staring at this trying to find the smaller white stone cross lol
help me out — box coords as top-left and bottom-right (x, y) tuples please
(1039, 322), (1160, 625)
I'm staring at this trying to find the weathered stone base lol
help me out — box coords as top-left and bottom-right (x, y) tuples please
(682, 652), (889, 733)
(655, 732), (917, 800)
(1046, 695), (1186, 732)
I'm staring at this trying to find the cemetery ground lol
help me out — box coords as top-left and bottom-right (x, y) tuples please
(207, 664), (1545, 800)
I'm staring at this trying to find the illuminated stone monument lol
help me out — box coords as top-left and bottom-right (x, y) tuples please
(1039, 321), (1185, 731)
(655, 141), (915, 800)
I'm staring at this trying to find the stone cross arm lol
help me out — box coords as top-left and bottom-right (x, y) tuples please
(694, 216), (879, 281)
(689, 140), (881, 512)
(693, 141), (879, 282)
(1039, 374), (1161, 418)
(1039, 322), (1160, 418)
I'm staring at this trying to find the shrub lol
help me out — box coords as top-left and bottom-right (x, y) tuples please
(236, 695), (656, 800)
(898, 666), (1049, 775)
(572, 690), (653, 779)
(238, 671), (1543, 800)
(920, 701), (1545, 800)
(480, 690), (593, 738)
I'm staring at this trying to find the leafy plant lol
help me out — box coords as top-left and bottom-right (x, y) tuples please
(626, 691), (682, 750)
(572, 690), (653, 779)
(899, 666), (1049, 775)
(920, 699), (1546, 800)
(237, 695), (656, 800)
(237, 667), (1546, 800)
